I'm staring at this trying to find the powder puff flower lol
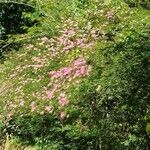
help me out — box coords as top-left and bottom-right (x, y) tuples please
(58, 97), (69, 107)
(60, 67), (72, 76)
(45, 105), (53, 113)
(47, 91), (54, 99)
(49, 71), (62, 79)
(73, 57), (86, 67)
(30, 101), (36, 112)
(106, 11), (114, 19)
(60, 111), (66, 120)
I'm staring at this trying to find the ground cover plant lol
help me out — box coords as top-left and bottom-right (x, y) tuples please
(0, 0), (150, 149)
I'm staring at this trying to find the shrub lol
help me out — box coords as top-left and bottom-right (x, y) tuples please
(0, 0), (150, 149)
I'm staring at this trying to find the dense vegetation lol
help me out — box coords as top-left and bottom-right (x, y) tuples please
(0, 1), (37, 61)
(0, 0), (150, 149)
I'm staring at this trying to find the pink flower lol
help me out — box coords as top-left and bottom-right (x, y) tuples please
(60, 111), (66, 119)
(47, 91), (54, 99)
(76, 38), (86, 46)
(63, 42), (75, 51)
(75, 69), (82, 77)
(45, 106), (53, 113)
(58, 94), (69, 106)
(106, 11), (114, 19)
(76, 38), (83, 45)
(73, 57), (86, 67)
(64, 29), (75, 37)
(60, 67), (72, 76)
(53, 83), (61, 90)
(30, 101), (36, 112)
(79, 66), (86, 75)
(49, 71), (62, 79)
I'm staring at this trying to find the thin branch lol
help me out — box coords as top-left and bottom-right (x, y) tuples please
(0, 43), (12, 50)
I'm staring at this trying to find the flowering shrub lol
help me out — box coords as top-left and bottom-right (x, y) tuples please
(0, 0), (150, 149)
(3, 17), (93, 121)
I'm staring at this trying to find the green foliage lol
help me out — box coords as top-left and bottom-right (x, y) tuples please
(86, 31), (150, 149)
(0, 1), (37, 60)
(124, 0), (150, 9)
(0, 0), (150, 149)
(0, 2), (34, 39)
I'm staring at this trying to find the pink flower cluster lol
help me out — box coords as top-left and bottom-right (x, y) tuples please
(30, 101), (36, 112)
(29, 101), (54, 114)
(60, 111), (67, 120)
(44, 105), (53, 113)
(49, 57), (91, 80)
(58, 93), (69, 107)
(6, 19), (96, 118)
(46, 56), (92, 120)
(73, 57), (92, 77)
(36, 19), (94, 56)
(47, 83), (61, 99)
(29, 19), (95, 64)
(57, 28), (93, 52)
(106, 10), (115, 19)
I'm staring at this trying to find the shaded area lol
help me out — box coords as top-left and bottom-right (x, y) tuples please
(0, 2), (37, 60)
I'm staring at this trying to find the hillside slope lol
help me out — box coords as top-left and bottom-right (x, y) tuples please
(0, 0), (150, 149)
